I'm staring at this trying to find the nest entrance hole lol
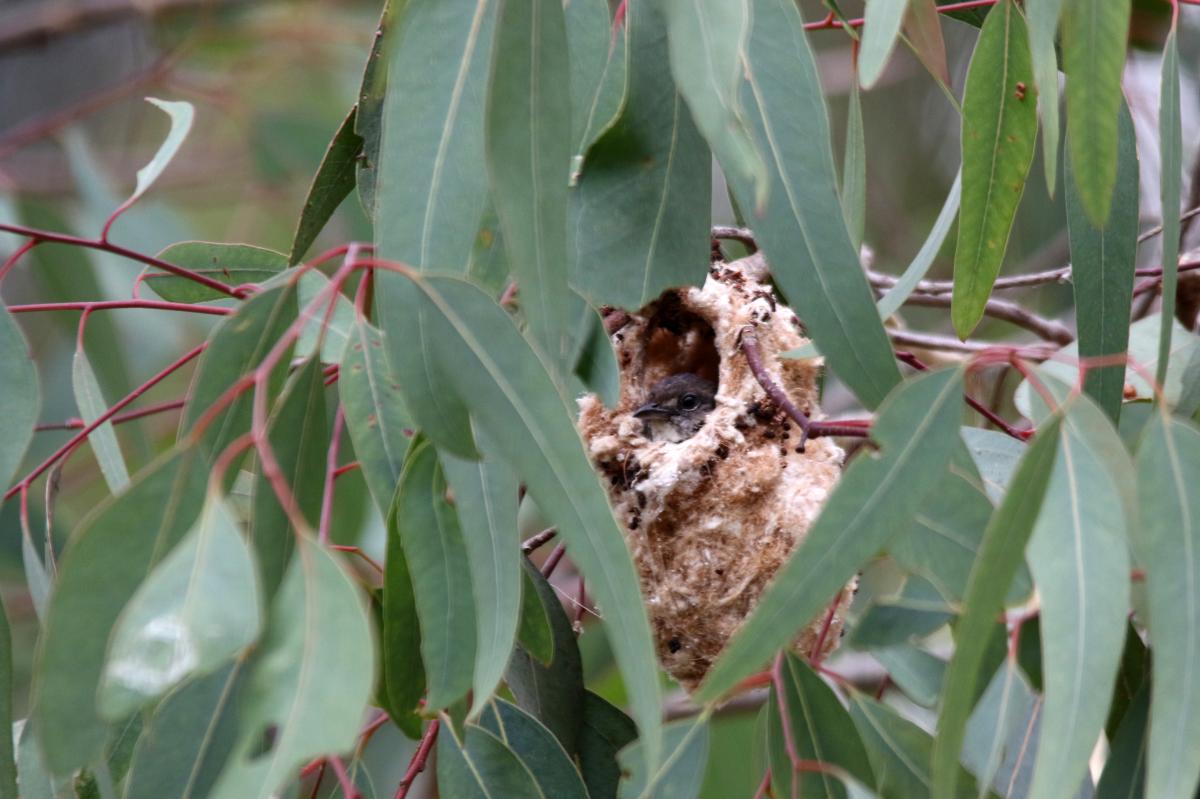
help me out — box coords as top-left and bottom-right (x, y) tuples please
(639, 293), (720, 394)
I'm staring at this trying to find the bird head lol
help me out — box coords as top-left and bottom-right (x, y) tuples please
(634, 373), (717, 442)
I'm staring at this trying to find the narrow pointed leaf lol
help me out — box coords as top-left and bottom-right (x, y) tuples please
(952, 0), (1038, 338)
(148, 242), (287, 303)
(876, 171), (962, 320)
(904, 0), (951, 88)
(932, 415), (1063, 799)
(0, 303), (37, 488)
(382, 457), (426, 738)
(0, 596), (16, 799)
(696, 368), (965, 702)
(1095, 684), (1149, 799)
(437, 722), (543, 798)
(860, 0), (908, 89)
(1062, 0), (1131, 227)
(566, 0), (627, 157)
(208, 537), (374, 799)
(289, 107), (362, 264)
(1067, 100), (1138, 423)
(1156, 25), (1181, 391)
(729, 0), (901, 408)
(618, 718), (709, 799)
(441, 442), (521, 718)
(1133, 414), (1200, 798)
(72, 349), (130, 493)
(875, 644), (946, 708)
(1025, 397), (1131, 799)
(33, 446), (207, 774)
(569, 0), (711, 310)
(1025, 0), (1064, 194)
(961, 660), (1037, 798)
(578, 692), (637, 799)
(843, 76), (867, 251)
(515, 565), (554, 666)
(122, 99), (194, 211)
(353, 0), (398, 217)
(478, 699), (589, 799)
(98, 495), (261, 720)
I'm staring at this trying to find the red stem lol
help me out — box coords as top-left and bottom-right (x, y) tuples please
(395, 721), (440, 799)
(319, 406), (347, 545)
(803, 0), (999, 30)
(896, 351), (1032, 442)
(8, 299), (230, 316)
(327, 756), (360, 799)
(35, 398), (186, 432)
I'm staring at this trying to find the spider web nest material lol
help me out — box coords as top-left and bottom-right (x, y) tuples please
(577, 256), (854, 691)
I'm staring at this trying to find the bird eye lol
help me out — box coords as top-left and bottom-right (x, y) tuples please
(679, 393), (698, 411)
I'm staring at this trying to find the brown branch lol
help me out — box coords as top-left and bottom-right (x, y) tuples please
(880, 283), (1075, 345)
(521, 526), (557, 554)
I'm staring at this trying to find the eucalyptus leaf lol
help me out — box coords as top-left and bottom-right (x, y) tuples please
(843, 76), (867, 251)
(876, 171), (962, 320)
(289, 107), (362, 265)
(1025, 0), (1064, 194)
(148, 243), (288, 303)
(0, 597), (16, 799)
(295, 271), (355, 364)
(72, 348), (130, 494)
(118, 99), (194, 215)
(478, 699), (589, 799)
(961, 660), (1038, 799)
(859, 0), (908, 89)
(382, 454), (426, 738)
(618, 718), (709, 799)
(566, 0), (627, 157)
(1156, 24), (1182, 392)
(0, 303), (37, 489)
(437, 722), (543, 798)
(578, 692), (637, 799)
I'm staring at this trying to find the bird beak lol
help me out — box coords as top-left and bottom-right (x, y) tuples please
(633, 403), (670, 419)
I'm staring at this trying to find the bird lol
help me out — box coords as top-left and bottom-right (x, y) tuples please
(634, 373), (717, 442)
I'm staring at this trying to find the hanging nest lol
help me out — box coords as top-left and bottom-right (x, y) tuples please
(577, 256), (854, 691)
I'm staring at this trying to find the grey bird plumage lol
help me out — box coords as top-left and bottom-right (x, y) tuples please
(634, 373), (717, 442)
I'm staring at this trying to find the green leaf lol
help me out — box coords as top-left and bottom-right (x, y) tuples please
(179, 283), (297, 459)
(0, 596), (17, 799)
(123, 663), (246, 799)
(1095, 683), (1149, 799)
(842, 76), (867, 251)
(0, 303), (37, 488)
(486, 0), (573, 367)
(121, 99), (194, 212)
(441, 443), (521, 718)
(730, 0), (902, 408)
(387, 273), (661, 764)
(566, 0), (626, 158)
(250, 357), (327, 596)
(208, 537), (375, 799)
(478, 699), (589, 799)
(382, 460), (425, 738)
(768, 654), (875, 798)
(97, 494), (261, 720)
(851, 693), (990, 799)
(295, 271), (355, 364)
(619, 718), (709, 799)
(392, 439), (476, 711)
(1062, 0), (1131, 227)
(1025, 0), (1064, 194)
(289, 107), (362, 264)
(696, 368), (965, 702)
(437, 722), (543, 798)
(1025, 397), (1132, 799)
(375, 0), (497, 270)
(932, 415), (1063, 799)
(569, 296), (620, 407)
(875, 644), (946, 708)
(507, 559), (585, 756)
(849, 578), (954, 649)
(952, 0), (1038, 339)
(904, 0), (952, 88)
(578, 692), (637, 799)
(467, 203), (511, 295)
(961, 428), (1024, 503)
(1132, 413), (1200, 798)
(340, 320), (413, 515)
(72, 348), (130, 494)
(148, 243), (287, 303)
(568, 0), (711, 311)
(353, 0), (399, 218)
(515, 565), (554, 665)
(875, 171), (962, 320)
(662, 0), (766, 203)
(1156, 25), (1182, 392)
(16, 722), (60, 799)
(859, 0), (908, 89)
(32, 446), (207, 774)
(1066, 99), (1139, 423)
(961, 659), (1037, 798)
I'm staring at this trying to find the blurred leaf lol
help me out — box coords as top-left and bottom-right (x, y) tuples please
(16, 722), (58, 799)
(382, 456), (425, 738)
(850, 577), (954, 648)
(437, 722), (543, 797)
(179, 283), (297, 460)
(932, 415), (1062, 799)
(32, 446), (207, 774)
(1132, 413), (1200, 798)
(375, 0), (496, 271)
(961, 659), (1038, 798)
(842, 76), (867, 251)
(340, 320), (413, 515)
(1156, 24), (1181, 391)
(1095, 683), (1148, 799)
(1106, 622), (1150, 739)
(851, 693), (990, 799)
(0, 597), (15, 799)
(354, 0), (399, 217)
(1067, 99), (1138, 423)
(1061, 0), (1131, 227)
(730, 0), (902, 408)
(1025, 0), (1064, 193)
(952, 0), (1038, 339)
(123, 663), (246, 799)
(208, 537), (374, 799)
(961, 428), (1025, 503)
(619, 718), (709, 799)
(904, 0), (952, 88)
(98, 494), (260, 720)
(578, 692), (637, 799)
(441, 441), (521, 718)
(148, 243), (287, 303)
(515, 565), (554, 665)
(568, 0), (711, 311)
(467, 204), (511, 295)
(72, 348), (130, 494)
(860, 0), (908, 89)
(1025, 396), (1131, 799)
(875, 644), (946, 708)
(290, 107), (362, 265)
(696, 368), (965, 702)
(19, 520), (49, 625)
(74, 714), (142, 799)
(392, 439), (475, 711)
(250, 358), (327, 596)
(566, 0), (627, 157)
(295, 272), (355, 364)
(570, 298), (621, 406)
(767, 654), (875, 798)
(663, 0), (766, 203)
(117, 99), (194, 216)
(507, 559), (585, 756)
(486, 0), (573, 368)
(876, 172), (962, 320)
(478, 699), (589, 799)
(0, 303), (37, 488)
(387, 273), (661, 763)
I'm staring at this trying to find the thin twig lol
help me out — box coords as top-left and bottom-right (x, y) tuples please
(395, 721), (440, 799)
(541, 543), (567, 577)
(886, 329), (997, 353)
(35, 398), (185, 432)
(887, 287), (1074, 344)
(896, 351), (1032, 441)
(318, 406), (347, 545)
(521, 526), (557, 554)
